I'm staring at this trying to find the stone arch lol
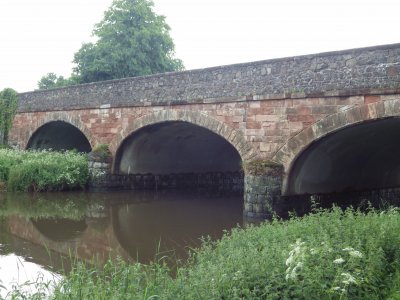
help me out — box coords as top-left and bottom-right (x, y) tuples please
(273, 97), (400, 194)
(25, 112), (95, 150)
(109, 109), (256, 161)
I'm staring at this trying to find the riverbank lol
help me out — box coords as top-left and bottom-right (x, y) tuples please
(0, 149), (89, 192)
(9, 206), (399, 299)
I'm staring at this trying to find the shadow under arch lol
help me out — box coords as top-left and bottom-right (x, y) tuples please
(273, 98), (400, 195)
(114, 120), (242, 175)
(27, 120), (92, 152)
(283, 117), (400, 195)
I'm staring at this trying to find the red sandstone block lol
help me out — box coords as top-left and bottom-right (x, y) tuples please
(293, 98), (319, 106)
(249, 102), (261, 109)
(335, 96), (364, 106)
(230, 122), (241, 129)
(285, 107), (296, 114)
(318, 97), (337, 105)
(284, 99), (294, 107)
(289, 121), (304, 133)
(225, 116), (244, 123)
(245, 115), (256, 122)
(296, 106), (312, 115)
(264, 128), (283, 136)
(259, 142), (271, 152)
(311, 106), (337, 115)
(287, 115), (315, 122)
(302, 121), (315, 128)
(245, 129), (264, 136)
(260, 100), (285, 107)
(254, 115), (270, 122)
(246, 121), (262, 129)
(364, 95), (381, 104)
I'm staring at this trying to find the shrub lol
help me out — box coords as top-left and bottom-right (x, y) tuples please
(0, 149), (89, 192)
(0, 148), (25, 181)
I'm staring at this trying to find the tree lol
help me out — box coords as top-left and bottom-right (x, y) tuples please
(73, 0), (183, 83)
(0, 88), (18, 145)
(37, 73), (77, 90)
(37, 0), (183, 89)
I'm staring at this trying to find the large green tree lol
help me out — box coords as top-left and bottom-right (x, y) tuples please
(0, 88), (18, 145)
(38, 0), (183, 89)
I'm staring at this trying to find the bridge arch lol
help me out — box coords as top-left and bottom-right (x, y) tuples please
(26, 113), (94, 152)
(273, 98), (400, 195)
(111, 110), (255, 175)
(110, 110), (256, 171)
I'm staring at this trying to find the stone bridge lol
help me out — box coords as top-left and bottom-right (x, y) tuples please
(9, 43), (400, 218)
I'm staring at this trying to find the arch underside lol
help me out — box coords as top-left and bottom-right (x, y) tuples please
(27, 121), (92, 152)
(115, 121), (242, 175)
(286, 117), (400, 195)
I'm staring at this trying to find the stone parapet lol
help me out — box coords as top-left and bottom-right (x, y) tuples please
(18, 43), (400, 112)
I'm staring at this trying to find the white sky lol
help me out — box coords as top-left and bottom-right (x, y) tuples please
(0, 0), (399, 92)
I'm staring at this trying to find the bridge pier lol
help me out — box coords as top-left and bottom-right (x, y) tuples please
(243, 160), (284, 219)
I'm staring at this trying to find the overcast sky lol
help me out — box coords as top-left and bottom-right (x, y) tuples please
(0, 0), (399, 92)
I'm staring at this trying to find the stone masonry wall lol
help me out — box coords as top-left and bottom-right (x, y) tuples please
(17, 44), (400, 112)
(88, 171), (243, 193)
(10, 94), (396, 160)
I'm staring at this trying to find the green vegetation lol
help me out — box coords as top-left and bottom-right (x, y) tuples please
(38, 0), (183, 89)
(6, 206), (397, 299)
(0, 88), (18, 145)
(242, 159), (283, 176)
(0, 149), (89, 192)
(90, 143), (112, 161)
(37, 72), (78, 90)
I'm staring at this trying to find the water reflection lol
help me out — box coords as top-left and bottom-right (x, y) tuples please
(33, 218), (88, 242)
(0, 191), (243, 274)
(112, 192), (243, 262)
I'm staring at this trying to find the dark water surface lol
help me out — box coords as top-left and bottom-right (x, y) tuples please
(0, 191), (243, 296)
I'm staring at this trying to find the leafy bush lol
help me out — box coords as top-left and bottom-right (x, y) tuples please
(0, 149), (89, 192)
(52, 207), (400, 299)
(0, 148), (25, 181)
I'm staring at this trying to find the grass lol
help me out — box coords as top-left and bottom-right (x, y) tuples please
(0, 149), (89, 192)
(33, 206), (400, 299)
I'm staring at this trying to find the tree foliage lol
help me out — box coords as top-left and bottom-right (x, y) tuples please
(37, 0), (183, 89)
(0, 88), (18, 145)
(37, 73), (77, 90)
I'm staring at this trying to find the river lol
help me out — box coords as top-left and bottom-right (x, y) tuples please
(0, 190), (243, 297)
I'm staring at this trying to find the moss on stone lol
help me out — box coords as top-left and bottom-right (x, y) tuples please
(242, 159), (283, 176)
(89, 144), (112, 162)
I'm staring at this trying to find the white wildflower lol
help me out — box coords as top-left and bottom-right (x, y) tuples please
(286, 255), (294, 266)
(285, 239), (305, 281)
(333, 258), (345, 264)
(288, 262), (303, 280)
(341, 273), (357, 285)
(332, 286), (346, 293)
(349, 250), (363, 258)
(342, 247), (355, 252)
